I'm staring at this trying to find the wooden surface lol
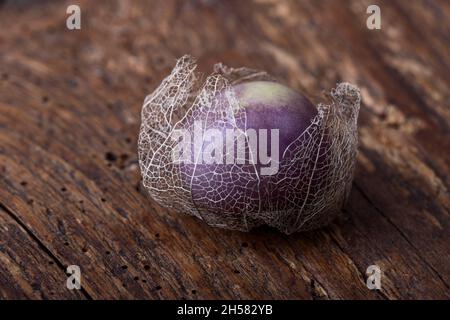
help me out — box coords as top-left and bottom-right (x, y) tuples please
(0, 0), (449, 300)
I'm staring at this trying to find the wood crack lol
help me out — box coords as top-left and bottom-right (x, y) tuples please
(0, 202), (93, 300)
(327, 231), (389, 300)
(353, 183), (450, 291)
(271, 248), (330, 300)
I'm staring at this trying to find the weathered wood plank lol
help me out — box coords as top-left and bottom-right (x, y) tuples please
(0, 205), (85, 299)
(0, 0), (448, 299)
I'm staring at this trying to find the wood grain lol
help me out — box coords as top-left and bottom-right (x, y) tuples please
(0, 0), (448, 299)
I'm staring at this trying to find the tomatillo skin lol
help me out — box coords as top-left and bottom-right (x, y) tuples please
(138, 56), (361, 234)
(179, 81), (323, 221)
(233, 81), (317, 154)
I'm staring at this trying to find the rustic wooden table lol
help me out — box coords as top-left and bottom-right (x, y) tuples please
(0, 0), (449, 299)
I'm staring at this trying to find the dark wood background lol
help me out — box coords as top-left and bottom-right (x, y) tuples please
(0, 0), (449, 299)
